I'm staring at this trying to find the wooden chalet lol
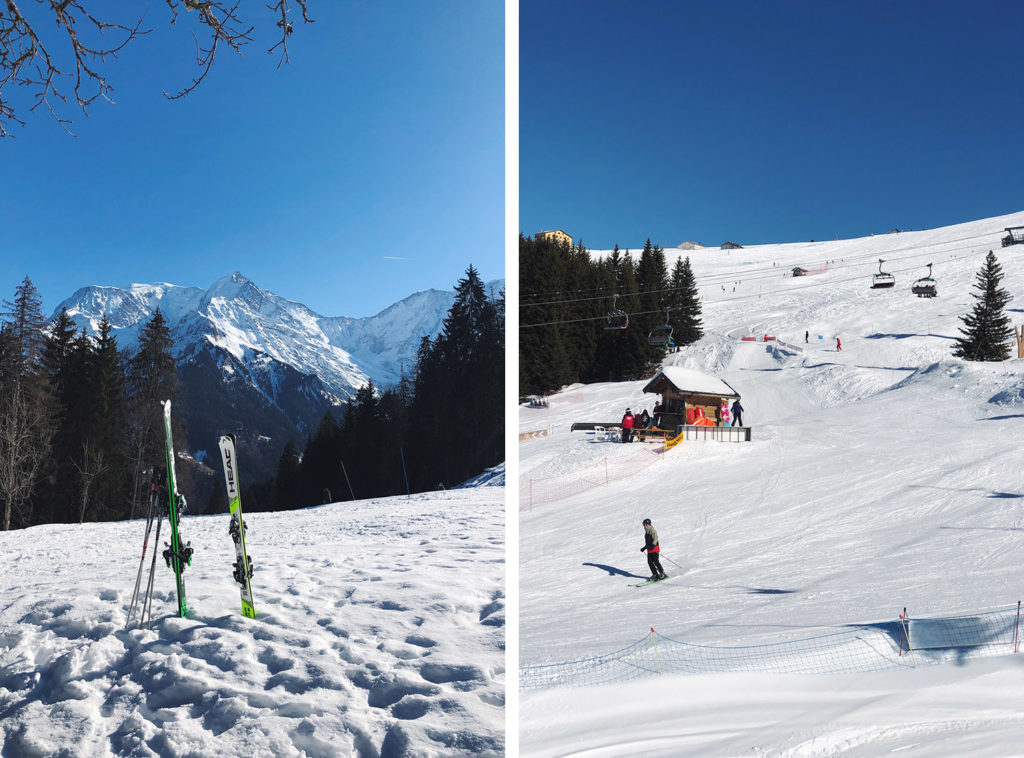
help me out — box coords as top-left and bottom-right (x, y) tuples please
(642, 367), (740, 430)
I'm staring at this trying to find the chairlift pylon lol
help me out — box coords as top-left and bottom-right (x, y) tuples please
(911, 262), (937, 298)
(871, 258), (895, 289)
(604, 294), (629, 330)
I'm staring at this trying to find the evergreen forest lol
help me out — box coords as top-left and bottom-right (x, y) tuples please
(0, 267), (504, 530)
(520, 235), (703, 397)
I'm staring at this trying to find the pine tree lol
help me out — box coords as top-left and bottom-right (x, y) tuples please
(560, 241), (600, 381)
(609, 255), (649, 378)
(37, 309), (80, 523)
(953, 250), (1013, 361)
(591, 256), (623, 381)
(1, 277), (47, 377)
(635, 239), (668, 364)
(671, 256), (704, 346)
(409, 265), (503, 490)
(519, 235), (572, 395)
(82, 317), (130, 520)
(126, 309), (178, 517)
(299, 412), (343, 506)
(274, 439), (301, 509)
(0, 277), (53, 530)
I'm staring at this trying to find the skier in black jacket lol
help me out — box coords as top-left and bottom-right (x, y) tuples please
(731, 399), (744, 427)
(640, 518), (666, 580)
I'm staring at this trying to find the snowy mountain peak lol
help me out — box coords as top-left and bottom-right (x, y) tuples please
(54, 273), (504, 406)
(206, 271), (258, 298)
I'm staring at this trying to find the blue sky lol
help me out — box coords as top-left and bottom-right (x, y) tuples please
(521, 0), (1024, 250)
(1, 1), (503, 318)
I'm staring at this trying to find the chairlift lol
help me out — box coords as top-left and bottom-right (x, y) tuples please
(648, 308), (674, 347)
(911, 262), (937, 298)
(871, 258), (895, 289)
(1002, 226), (1024, 247)
(605, 294), (629, 330)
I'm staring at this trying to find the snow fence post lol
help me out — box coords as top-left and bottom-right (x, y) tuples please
(899, 608), (916, 667)
(400, 448), (411, 497)
(647, 626), (663, 676)
(1015, 601), (1021, 653)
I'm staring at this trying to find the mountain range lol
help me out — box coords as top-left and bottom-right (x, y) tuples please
(54, 272), (504, 489)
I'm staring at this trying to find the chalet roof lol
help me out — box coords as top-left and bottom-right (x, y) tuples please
(642, 367), (739, 399)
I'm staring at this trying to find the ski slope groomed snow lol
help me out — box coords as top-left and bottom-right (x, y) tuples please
(0, 486), (504, 757)
(519, 210), (1024, 756)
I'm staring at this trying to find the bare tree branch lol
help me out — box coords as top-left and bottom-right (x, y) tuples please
(0, 1), (313, 136)
(267, 0), (312, 68)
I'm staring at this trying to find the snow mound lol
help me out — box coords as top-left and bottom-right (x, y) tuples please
(456, 463), (506, 489)
(0, 489), (504, 756)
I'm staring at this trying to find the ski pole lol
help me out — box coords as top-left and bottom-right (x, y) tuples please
(126, 480), (158, 628)
(142, 512), (163, 629)
(661, 554), (685, 570)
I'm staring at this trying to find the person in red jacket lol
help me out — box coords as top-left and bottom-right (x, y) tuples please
(640, 518), (666, 580)
(836, 337), (842, 351)
(620, 409), (634, 443)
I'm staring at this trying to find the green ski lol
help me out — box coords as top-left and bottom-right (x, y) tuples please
(219, 434), (255, 618)
(162, 400), (193, 617)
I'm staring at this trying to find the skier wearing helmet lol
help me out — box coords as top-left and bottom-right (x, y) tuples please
(640, 518), (666, 580)
(620, 408), (634, 443)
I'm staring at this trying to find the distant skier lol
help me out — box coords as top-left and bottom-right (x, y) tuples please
(836, 337), (842, 351)
(620, 409), (634, 443)
(731, 398), (744, 427)
(805, 330), (809, 343)
(640, 519), (666, 581)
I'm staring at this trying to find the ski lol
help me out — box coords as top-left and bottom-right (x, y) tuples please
(162, 400), (193, 617)
(629, 575), (671, 588)
(219, 434), (255, 618)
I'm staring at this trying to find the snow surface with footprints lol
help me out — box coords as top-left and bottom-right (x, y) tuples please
(520, 211), (1024, 756)
(0, 484), (504, 757)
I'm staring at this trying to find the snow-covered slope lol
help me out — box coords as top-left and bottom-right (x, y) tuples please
(0, 487), (504, 757)
(519, 209), (1024, 755)
(57, 272), (505, 402)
